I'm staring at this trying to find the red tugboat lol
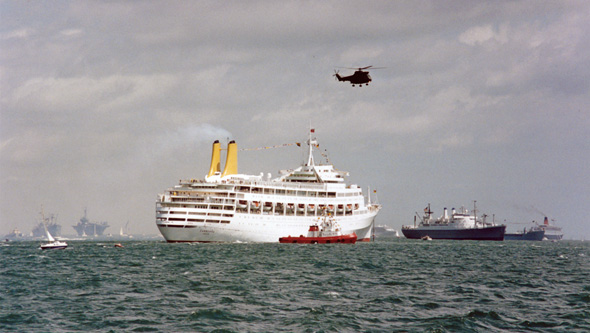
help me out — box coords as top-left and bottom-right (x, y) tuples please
(279, 215), (357, 244)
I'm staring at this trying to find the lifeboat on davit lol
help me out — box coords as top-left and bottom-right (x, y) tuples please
(279, 215), (357, 244)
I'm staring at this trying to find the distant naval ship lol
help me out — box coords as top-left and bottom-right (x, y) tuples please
(32, 212), (61, 238)
(72, 208), (109, 237)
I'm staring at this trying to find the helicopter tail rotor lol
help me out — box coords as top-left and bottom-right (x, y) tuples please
(333, 70), (342, 81)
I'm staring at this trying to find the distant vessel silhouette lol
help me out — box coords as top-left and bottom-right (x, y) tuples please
(32, 212), (61, 238)
(72, 208), (109, 237)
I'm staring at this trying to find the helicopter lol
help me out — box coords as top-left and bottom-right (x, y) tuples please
(333, 66), (383, 87)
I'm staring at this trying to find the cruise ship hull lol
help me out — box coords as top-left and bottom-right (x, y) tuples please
(402, 225), (506, 241)
(543, 233), (563, 241)
(158, 212), (377, 243)
(505, 229), (545, 241)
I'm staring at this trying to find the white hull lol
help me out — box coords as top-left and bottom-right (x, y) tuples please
(158, 211), (378, 243)
(40, 241), (68, 250)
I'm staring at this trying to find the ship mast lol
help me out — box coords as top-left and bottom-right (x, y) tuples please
(473, 200), (477, 227)
(306, 128), (316, 167)
(369, 186), (375, 241)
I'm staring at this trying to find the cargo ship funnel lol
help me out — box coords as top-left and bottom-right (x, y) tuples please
(207, 140), (221, 177)
(221, 140), (238, 177)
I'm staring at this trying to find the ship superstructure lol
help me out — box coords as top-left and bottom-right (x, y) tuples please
(156, 130), (381, 243)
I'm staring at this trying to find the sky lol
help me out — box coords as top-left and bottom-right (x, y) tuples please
(1, 1), (589, 239)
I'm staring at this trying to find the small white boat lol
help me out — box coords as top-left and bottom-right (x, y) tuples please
(40, 210), (68, 250)
(41, 231), (68, 250)
(41, 236), (68, 250)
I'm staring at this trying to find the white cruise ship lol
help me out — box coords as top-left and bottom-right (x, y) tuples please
(156, 130), (381, 242)
(538, 217), (563, 240)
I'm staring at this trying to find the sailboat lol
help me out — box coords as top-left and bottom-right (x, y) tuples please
(40, 209), (68, 250)
(119, 221), (133, 238)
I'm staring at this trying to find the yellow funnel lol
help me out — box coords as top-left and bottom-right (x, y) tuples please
(221, 140), (238, 177)
(207, 140), (221, 177)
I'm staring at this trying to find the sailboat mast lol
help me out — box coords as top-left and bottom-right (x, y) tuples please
(40, 206), (55, 242)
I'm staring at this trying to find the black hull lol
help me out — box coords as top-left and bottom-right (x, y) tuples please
(402, 225), (506, 241)
(505, 230), (545, 241)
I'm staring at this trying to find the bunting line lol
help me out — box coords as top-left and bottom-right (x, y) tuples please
(238, 142), (302, 151)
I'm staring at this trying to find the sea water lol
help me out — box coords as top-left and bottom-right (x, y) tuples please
(1, 239), (589, 332)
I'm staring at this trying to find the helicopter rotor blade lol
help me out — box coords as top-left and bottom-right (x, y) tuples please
(339, 66), (373, 70)
(338, 65), (385, 70)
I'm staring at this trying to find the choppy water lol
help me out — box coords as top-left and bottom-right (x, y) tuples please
(1, 238), (589, 332)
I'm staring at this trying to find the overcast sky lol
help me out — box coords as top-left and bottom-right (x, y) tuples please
(1, 1), (589, 239)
